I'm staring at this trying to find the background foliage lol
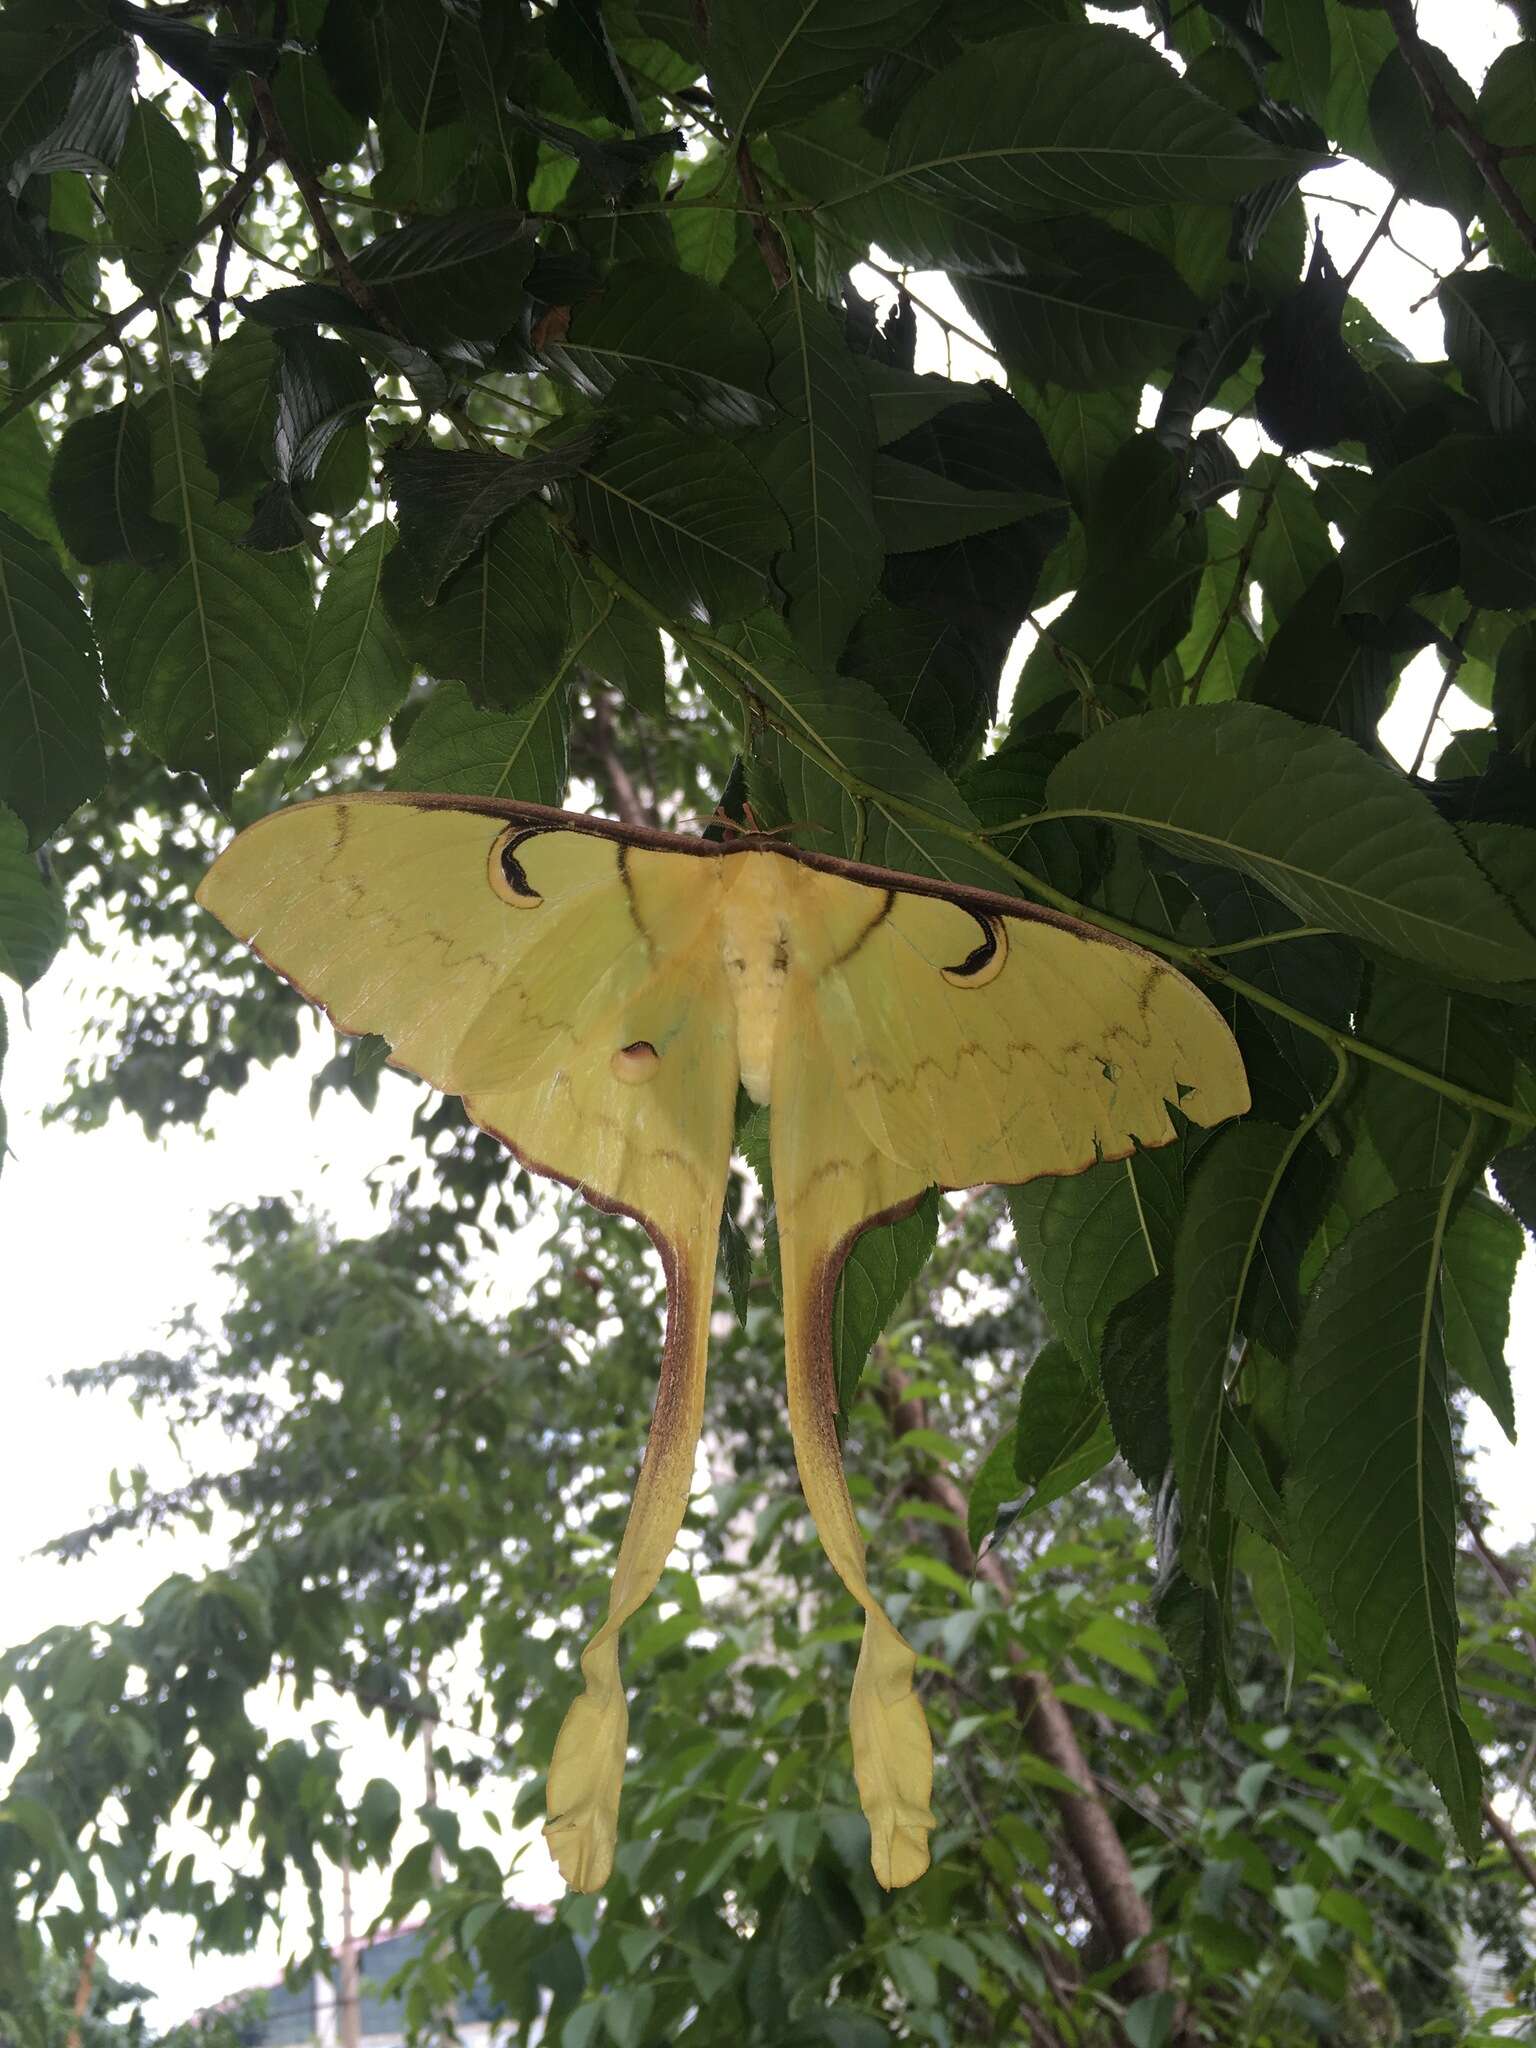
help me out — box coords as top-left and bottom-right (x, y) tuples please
(3, 0), (1536, 2040)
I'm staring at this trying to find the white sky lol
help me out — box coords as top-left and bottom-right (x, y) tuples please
(2, 0), (1531, 2020)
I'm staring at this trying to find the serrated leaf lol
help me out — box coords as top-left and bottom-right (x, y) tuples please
(845, 601), (989, 774)
(104, 103), (201, 295)
(1287, 1189), (1482, 1852)
(0, 511), (106, 844)
(1368, 45), (1481, 224)
(832, 1188), (940, 1415)
(390, 676), (570, 804)
(756, 291), (881, 668)
(5, 35), (135, 186)
(1243, 564), (1393, 747)
(1442, 1192), (1519, 1443)
(1440, 270), (1536, 441)
(1009, 1142), (1185, 1377)
(1013, 1340), (1115, 1509)
(269, 34), (364, 172)
(0, 803), (66, 987)
(710, 0), (937, 133)
(348, 208), (536, 356)
(855, 361), (985, 449)
(385, 439), (598, 601)
(1098, 1274), (1172, 1488)
(90, 381), (307, 799)
(1154, 285), (1267, 456)
(1043, 702), (1536, 982)
(1338, 435), (1536, 618)
(48, 402), (167, 567)
(1479, 45), (1536, 282)
(198, 323), (279, 498)
(388, 506), (574, 710)
(0, 19), (127, 174)
(287, 523), (411, 786)
(571, 418), (788, 623)
(1357, 970), (1508, 1195)
(957, 224), (1200, 392)
(271, 329), (374, 490)
(967, 1424), (1022, 1553)
(872, 452), (1057, 554)
(539, 259), (771, 428)
(1169, 1121), (1295, 1587)
(885, 24), (1320, 229)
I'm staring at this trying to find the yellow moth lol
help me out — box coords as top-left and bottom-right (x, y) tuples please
(199, 794), (1249, 1894)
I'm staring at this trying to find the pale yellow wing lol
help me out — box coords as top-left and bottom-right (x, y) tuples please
(198, 795), (739, 1893)
(794, 866), (1249, 1189)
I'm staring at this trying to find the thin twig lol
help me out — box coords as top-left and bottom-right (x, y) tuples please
(734, 136), (791, 288)
(1342, 187), (1404, 292)
(1483, 1801), (1536, 1900)
(1187, 478), (1275, 703)
(1381, 0), (1536, 262)
(1408, 611), (1475, 778)
(0, 151), (273, 430)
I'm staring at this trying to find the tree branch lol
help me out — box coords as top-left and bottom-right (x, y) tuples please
(1381, 0), (1536, 262)
(735, 136), (791, 289)
(584, 690), (652, 828)
(0, 149), (273, 432)
(1482, 1800), (1536, 1899)
(880, 1370), (1174, 2023)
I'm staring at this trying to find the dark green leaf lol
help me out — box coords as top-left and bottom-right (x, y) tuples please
(1479, 44), (1536, 281)
(287, 523), (412, 787)
(271, 330), (375, 490)
(1238, 1529), (1326, 1701)
(967, 1424), (1022, 1553)
(90, 382), (308, 800)
(6, 37), (135, 186)
(104, 103), (201, 295)
(539, 259), (772, 428)
(385, 439), (599, 601)
(199, 324), (279, 499)
(0, 20), (129, 177)
(1154, 286), (1267, 458)
(1044, 702), (1536, 982)
(1338, 435), (1536, 618)
(1009, 1141), (1185, 1377)
(1098, 1275), (1172, 1488)
(854, 361), (986, 449)
(885, 24), (1320, 228)
(957, 224), (1200, 392)
(1243, 565), (1395, 747)
(389, 677), (571, 805)
(1287, 1190), (1482, 1852)
(832, 1190), (940, 1415)
(389, 506), (574, 710)
(1357, 970), (1509, 1194)
(1013, 1340), (1115, 1509)
(872, 452), (1059, 554)
(758, 291), (881, 667)
(571, 419), (788, 623)
(1368, 46), (1481, 224)
(1441, 1191), (1519, 1442)
(710, 0), (937, 133)
(48, 402), (168, 567)
(106, 0), (277, 104)
(1169, 1121), (1295, 1587)
(1441, 269), (1536, 441)
(0, 510), (105, 844)
(0, 802), (66, 987)
(349, 209), (537, 356)
(844, 601), (989, 773)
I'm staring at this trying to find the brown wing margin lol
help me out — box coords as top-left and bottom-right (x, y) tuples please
(289, 791), (1145, 959)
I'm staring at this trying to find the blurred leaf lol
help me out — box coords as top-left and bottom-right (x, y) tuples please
(1013, 1340), (1115, 1510)
(0, 802), (66, 987)
(1287, 1190), (1482, 1853)
(0, 510), (105, 844)
(1441, 1191), (1519, 1442)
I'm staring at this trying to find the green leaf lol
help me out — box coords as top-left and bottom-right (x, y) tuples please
(1043, 702), (1536, 983)
(540, 259), (771, 429)
(270, 329), (374, 491)
(0, 411), (66, 553)
(385, 440), (599, 601)
(198, 323), (279, 499)
(1098, 1275), (1172, 1488)
(287, 523), (412, 787)
(91, 381), (308, 800)
(0, 18), (126, 174)
(1479, 44), (1536, 281)
(1338, 435), (1536, 618)
(709, 0), (937, 133)
(885, 24), (1320, 228)
(957, 224), (1200, 391)
(269, 34), (364, 172)
(721, 612), (1002, 888)
(832, 1189), (940, 1415)
(1009, 1142), (1185, 1378)
(1357, 970), (1508, 1195)
(1440, 270), (1536, 441)
(390, 677), (570, 805)
(1169, 1121), (1296, 1587)
(0, 511), (105, 845)
(1286, 1189), (1482, 1853)
(855, 361), (986, 449)
(1238, 1529), (1326, 1703)
(389, 506), (574, 712)
(48, 402), (168, 568)
(571, 419), (788, 623)
(1244, 564), (1394, 747)
(757, 291), (881, 667)
(872, 452), (1058, 554)
(6, 35), (134, 187)
(1441, 1192), (1519, 1443)
(1013, 1340), (1115, 1509)
(0, 803), (66, 987)
(967, 1424), (1022, 1553)
(348, 208), (536, 355)
(846, 601), (989, 774)
(1368, 46), (1481, 224)
(104, 103), (202, 294)
(1244, 453), (1335, 621)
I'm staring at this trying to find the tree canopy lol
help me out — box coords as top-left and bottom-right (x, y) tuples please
(2, 0), (1536, 2042)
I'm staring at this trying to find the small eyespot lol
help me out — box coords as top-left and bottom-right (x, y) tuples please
(611, 1040), (660, 1084)
(941, 914), (1007, 989)
(489, 826), (543, 907)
